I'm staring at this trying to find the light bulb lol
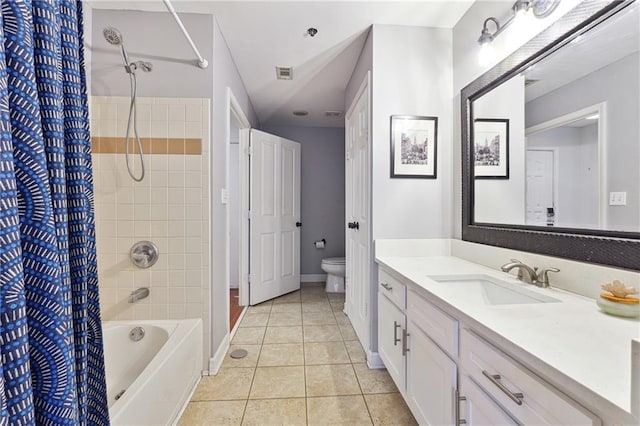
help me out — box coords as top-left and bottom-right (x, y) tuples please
(478, 43), (495, 67)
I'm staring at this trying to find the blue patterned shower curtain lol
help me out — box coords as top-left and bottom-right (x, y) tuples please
(0, 1), (109, 425)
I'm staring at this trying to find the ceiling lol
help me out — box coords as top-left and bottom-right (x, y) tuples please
(524, 2), (639, 102)
(89, 1), (475, 127)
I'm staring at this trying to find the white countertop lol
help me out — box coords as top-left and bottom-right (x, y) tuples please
(376, 255), (640, 422)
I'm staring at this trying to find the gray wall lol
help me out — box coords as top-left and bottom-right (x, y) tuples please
(262, 126), (346, 276)
(528, 124), (599, 228)
(526, 53), (640, 232)
(91, 10), (214, 97)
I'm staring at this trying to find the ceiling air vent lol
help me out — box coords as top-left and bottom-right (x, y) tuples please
(276, 66), (293, 80)
(525, 79), (540, 87)
(325, 111), (343, 118)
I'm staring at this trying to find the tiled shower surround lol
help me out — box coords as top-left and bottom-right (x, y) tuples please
(91, 96), (211, 366)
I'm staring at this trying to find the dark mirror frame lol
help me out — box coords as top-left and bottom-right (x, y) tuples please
(461, 0), (640, 271)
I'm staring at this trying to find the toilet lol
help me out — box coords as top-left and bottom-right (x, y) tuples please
(321, 257), (346, 293)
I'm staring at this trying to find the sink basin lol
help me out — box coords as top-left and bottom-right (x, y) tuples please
(428, 274), (561, 305)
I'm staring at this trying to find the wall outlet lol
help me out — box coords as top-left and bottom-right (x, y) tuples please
(609, 191), (627, 206)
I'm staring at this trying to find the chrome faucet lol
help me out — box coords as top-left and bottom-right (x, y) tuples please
(500, 259), (559, 288)
(129, 287), (150, 303)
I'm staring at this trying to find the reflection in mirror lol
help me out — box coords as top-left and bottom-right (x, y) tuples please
(472, 3), (639, 233)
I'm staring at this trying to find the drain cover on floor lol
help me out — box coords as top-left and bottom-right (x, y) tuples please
(230, 349), (248, 359)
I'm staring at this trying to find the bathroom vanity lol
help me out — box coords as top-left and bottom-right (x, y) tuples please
(375, 247), (639, 425)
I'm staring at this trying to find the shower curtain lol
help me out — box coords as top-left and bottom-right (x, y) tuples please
(0, 1), (108, 425)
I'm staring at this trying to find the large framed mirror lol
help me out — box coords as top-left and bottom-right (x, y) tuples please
(461, 0), (640, 271)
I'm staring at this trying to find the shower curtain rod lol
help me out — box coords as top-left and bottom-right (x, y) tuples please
(162, 0), (209, 69)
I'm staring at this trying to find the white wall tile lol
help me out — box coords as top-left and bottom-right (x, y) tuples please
(93, 96), (210, 367)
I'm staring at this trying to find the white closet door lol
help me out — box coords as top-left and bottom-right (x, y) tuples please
(526, 150), (554, 226)
(345, 74), (371, 349)
(249, 129), (301, 305)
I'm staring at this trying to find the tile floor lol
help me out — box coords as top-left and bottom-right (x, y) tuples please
(178, 283), (417, 425)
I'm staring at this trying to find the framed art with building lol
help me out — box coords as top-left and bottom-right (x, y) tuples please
(473, 118), (509, 179)
(390, 115), (437, 179)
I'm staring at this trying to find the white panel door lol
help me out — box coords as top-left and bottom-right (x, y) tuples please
(345, 75), (370, 349)
(526, 150), (554, 226)
(249, 129), (301, 305)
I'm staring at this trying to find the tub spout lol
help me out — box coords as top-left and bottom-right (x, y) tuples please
(129, 287), (150, 303)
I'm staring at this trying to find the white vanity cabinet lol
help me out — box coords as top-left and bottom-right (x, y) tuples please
(377, 265), (602, 426)
(377, 268), (407, 390)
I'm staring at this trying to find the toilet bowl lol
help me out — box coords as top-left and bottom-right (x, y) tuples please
(321, 257), (346, 293)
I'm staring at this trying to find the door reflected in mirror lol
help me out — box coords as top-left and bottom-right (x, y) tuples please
(472, 3), (639, 233)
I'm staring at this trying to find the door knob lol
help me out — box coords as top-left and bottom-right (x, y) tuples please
(348, 221), (359, 230)
(296, 222), (302, 227)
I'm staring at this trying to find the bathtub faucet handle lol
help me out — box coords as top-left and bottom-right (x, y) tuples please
(129, 287), (150, 303)
(130, 241), (159, 269)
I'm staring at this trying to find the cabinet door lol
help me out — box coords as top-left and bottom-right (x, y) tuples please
(458, 375), (517, 426)
(406, 319), (457, 425)
(378, 293), (405, 391)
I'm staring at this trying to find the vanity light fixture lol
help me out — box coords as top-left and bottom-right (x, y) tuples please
(477, 0), (560, 65)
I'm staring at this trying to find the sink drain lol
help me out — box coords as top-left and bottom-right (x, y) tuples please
(230, 349), (248, 359)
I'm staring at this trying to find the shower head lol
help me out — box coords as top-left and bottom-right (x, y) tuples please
(103, 27), (123, 45)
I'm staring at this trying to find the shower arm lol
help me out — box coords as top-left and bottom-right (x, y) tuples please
(162, 0), (209, 69)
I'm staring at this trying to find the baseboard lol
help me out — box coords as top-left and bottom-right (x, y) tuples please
(366, 351), (386, 369)
(301, 274), (327, 283)
(230, 307), (247, 338)
(208, 333), (230, 375)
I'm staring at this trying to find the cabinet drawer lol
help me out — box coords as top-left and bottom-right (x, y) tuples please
(407, 289), (458, 358)
(460, 329), (600, 425)
(378, 268), (406, 309)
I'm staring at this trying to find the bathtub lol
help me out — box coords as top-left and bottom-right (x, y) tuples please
(103, 319), (202, 425)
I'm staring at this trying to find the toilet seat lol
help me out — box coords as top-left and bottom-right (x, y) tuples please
(322, 257), (345, 265)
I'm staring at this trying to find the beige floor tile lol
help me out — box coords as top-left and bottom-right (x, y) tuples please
(258, 343), (304, 366)
(240, 313), (270, 327)
(263, 325), (303, 344)
(364, 393), (417, 426)
(303, 311), (337, 326)
(307, 395), (373, 425)
(268, 311), (303, 326)
(178, 400), (246, 426)
(345, 340), (367, 364)
(303, 325), (343, 342)
(305, 364), (361, 397)
(247, 304), (271, 315)
(302, 301), (333, 313)
(222, 344), (262, 368)
(353, 363), (398, 394)
(270, 303), (302, 314)
(232, 327), (266, 344)
(327, 293), (345, 303)
(242, 398), (307, 425)
(272, 291), (301, 304)
(301, 293), (328, 303)
(304, 341), (351, 365)
(192, 368), (254, 401)
(334, 311), (351, 326)
(339, 323), (358, 341)
(249, 366), (306, 399)
(331, 301), (345, 312)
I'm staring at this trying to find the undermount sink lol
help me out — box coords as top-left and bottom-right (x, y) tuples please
(428, 274), (561, 305)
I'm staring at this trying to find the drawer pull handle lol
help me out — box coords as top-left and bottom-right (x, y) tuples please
(381, 282), (393, 291)
(455, 390), (467, 425)
(393, 321), (401, 345)
(482, 370), (524, 406)
(402, 329), (410, 356)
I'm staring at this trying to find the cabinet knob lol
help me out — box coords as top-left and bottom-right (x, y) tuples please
(381, 282), (393, 291)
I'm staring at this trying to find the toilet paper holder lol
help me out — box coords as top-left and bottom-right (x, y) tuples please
(314, 239), (326, 249)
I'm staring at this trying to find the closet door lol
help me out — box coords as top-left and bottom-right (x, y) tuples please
(345, 73), (371, 348)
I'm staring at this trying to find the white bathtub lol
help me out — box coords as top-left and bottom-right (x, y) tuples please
(103, 319), (202, 425)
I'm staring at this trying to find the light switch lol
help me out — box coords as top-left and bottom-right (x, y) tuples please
(609, 191), (627, 206)
(221, 188), (229, 204)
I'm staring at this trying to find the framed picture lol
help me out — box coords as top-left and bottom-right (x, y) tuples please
(390, 115), (438, 179)
(473, 118), (509, 179)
